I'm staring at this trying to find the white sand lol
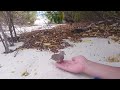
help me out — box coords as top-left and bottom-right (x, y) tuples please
(0, 37), (120, 79)
(0, 16), (120, 79)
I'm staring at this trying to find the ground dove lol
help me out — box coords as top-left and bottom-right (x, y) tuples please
(51, 51), (65, 63)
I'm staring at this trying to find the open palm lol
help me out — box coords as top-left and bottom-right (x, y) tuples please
(55, 55), (87, 73)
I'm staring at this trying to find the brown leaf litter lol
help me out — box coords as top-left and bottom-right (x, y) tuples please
(18, 21), (120, 53)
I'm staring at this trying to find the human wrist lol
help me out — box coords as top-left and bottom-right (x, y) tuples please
(82, 60), (92, 74)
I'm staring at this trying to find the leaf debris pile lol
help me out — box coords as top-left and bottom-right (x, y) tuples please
(19, 21), (120, 53)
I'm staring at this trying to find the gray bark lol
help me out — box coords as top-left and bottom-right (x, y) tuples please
(6, 11), (14, 45)
(0, 24), (10, 53)
(9, 11), (18, 42)
(0, 35), (6, 50)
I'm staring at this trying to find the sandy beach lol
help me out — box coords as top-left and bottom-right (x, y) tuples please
(0, 37), (120, 79)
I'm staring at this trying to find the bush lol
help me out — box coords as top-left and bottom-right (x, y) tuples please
(13, 11), (37, 25)
(63, 11), (120, 22)
(45, 11), (64, 24)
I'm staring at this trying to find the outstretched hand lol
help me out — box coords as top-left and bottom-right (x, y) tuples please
(55, 55), (88, 73)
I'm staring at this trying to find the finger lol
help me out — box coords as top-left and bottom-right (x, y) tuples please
(55, 63), (79, 73)
(55, 61), (70, 67)
(72, 55), (85, 61)
(72, 57), (78, 62)
(55, 63), (69, 70)
(56, 60), (77, 66)
(72, 55), (84, 59)
(55, 60), (82, 74)
(72, 56), (80, 61)
(59, 60), (75, 65)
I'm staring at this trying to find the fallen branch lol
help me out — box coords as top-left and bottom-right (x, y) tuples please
(14, 49), (19, 57)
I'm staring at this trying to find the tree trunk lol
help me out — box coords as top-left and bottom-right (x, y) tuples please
(12, 21), (17, 39)
(6, 11), (14, 46)
(0, 24), (11, 53)
(9, 12), (18, 42)
(0, 35), (7, 51)
(0, 24), (9, 46)
(8, 22), (14, 46)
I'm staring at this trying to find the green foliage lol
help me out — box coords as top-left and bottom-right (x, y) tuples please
(45, 11), (64, 24)
(0, 11), (37, 25)
(64, 11), (101, 22)
(13, 11), (37, 25)
(63, 11), (120, 22)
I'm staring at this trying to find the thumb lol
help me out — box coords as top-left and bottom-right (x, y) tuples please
(72, 55), (86, 61)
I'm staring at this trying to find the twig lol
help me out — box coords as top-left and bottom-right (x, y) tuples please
(14, 48), (21, 57)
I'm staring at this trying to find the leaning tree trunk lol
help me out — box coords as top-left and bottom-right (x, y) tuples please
(9, 11), (18, 42)
(6, 11), (14, 46)
(8, 22), (14, 46)
(0, 24), (9, 47)
(0, 35), (7, 51)
(0, 24), (11, 53)
(12, 21), (17, 39)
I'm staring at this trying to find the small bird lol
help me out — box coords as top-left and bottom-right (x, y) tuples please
(50, 51), (65, 63)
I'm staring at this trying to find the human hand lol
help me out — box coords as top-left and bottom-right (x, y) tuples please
(55, 55), (88, 73)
